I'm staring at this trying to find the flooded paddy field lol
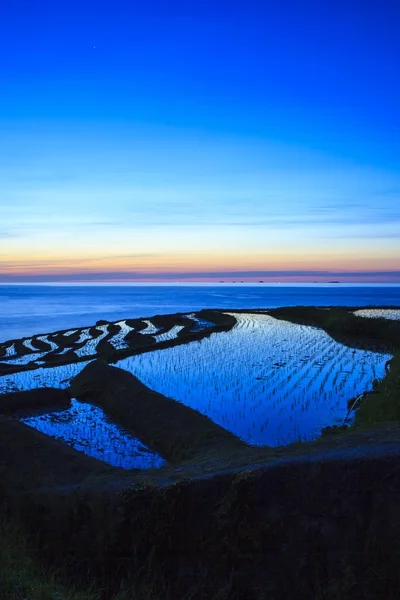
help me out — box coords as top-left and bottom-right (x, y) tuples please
(0, 310), (393, 462)
(0, 361), (167, 469)
(0, 311), (233, 469)
(21, 399), (165, 469)
(0, 361), (88, 394)
(353, 308), (400, 320)
(0, 310), (224, 373)
(118, 313), (391, 446)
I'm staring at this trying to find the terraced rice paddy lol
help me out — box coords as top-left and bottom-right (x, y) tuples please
(73, 330), (93, 345)
(0, 312), (392, 456)
(4, 352), (47, 366)
(4, 343), (17, 358)
(0, 312), (224, 469)
(21, 399), (165, 469)
(141, 320), (162, 334)
(108, 320), (135, 350)
(354, 308), (400, 320)
(187, 313), (215, 332)
(22, 338), (37, 351)
(154, 325), (185, 342)
(63, 329), (77, 336)
(118, 313), (391, 446)
(0, 361), (88, 394)
(0, 312), (213, 370)
(74, 325), (109, 358)
(36, 335), (59, 352)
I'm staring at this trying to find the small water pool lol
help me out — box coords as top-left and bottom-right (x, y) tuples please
(21, 399), (166, 470)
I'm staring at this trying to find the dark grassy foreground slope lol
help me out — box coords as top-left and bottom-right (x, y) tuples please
(6, 442), (400, 600)
(0, 518), (98, 600)
(1, 306), (400, 599)
(0, 517), (164, 600)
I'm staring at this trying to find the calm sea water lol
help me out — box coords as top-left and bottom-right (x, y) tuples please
(0, 283), (399, 343)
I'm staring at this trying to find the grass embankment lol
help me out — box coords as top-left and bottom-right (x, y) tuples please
(69, 360), (247, 463)
(0, 388), (70, 415)
(0, 417), (115, 495)
(0, 518), (165, 600)
(0, 518), (96, 600)
(354, 352), (400, 426)
(8, 442), (400, 600)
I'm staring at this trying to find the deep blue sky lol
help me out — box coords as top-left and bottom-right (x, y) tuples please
(1, 0), (399, 281)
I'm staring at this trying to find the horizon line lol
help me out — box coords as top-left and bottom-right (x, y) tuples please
(0, 269), (400, 284)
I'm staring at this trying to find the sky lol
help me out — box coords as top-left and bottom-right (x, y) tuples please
(0, 0), (399, 283)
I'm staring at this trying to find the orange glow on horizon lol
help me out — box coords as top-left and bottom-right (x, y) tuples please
(1, 246), (399, 275)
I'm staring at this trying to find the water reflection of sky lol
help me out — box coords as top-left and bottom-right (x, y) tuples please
(354, 308), (400, 320)
(186, 314), (215, 332)
(0, 361), (87, 394)
(118, 313), (391, 446)
(0, 312), (393, 450)
(21, 399), (166, 470)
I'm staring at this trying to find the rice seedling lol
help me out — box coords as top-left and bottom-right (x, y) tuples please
(118, 313), (390, 446)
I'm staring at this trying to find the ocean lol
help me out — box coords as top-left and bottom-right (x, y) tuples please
(0, 283), (399, 343)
